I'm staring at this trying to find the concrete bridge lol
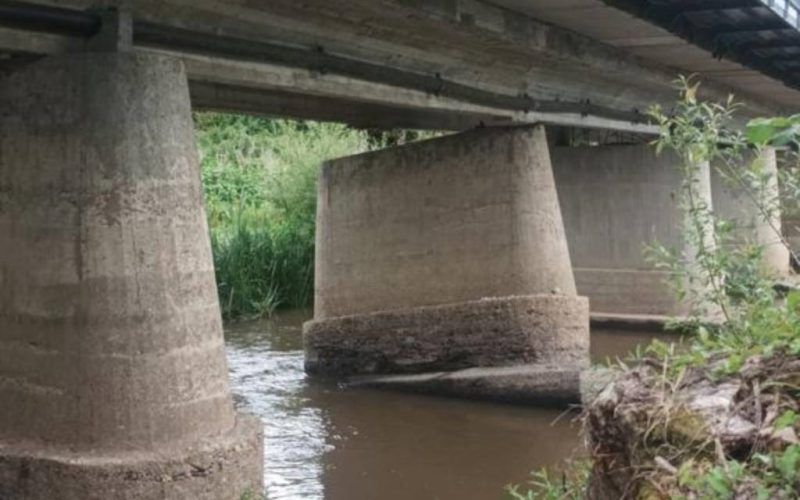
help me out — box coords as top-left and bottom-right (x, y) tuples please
(1, 1), (799, 498)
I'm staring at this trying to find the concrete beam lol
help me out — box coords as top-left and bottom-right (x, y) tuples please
(0, 0), (786, 130)
(182, 52), (661, 132)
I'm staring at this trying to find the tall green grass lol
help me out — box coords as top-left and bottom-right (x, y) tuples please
(195, 113), (371, 319)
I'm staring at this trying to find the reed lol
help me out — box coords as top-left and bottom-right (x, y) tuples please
(196, 113), (370, 319)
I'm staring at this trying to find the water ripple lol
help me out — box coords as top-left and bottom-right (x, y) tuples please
(226, 313), (327, 500)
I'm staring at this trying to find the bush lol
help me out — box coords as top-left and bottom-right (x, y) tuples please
(510, 78), (800, 499)
(195, 113), (371, 319)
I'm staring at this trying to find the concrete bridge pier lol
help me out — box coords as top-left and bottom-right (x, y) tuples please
(304, 126), (590, 403)
(552, 144), (686, 317)
(552, 143), (792, 319)
(713, 147), (791, 277)
(0, 52), (262, 499)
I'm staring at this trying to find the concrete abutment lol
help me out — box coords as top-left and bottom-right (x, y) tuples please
(303, 126), (590, 402)
(0, 53), (262, 499)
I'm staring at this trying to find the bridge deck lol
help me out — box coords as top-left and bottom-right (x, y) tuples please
(0, 0), (798, 129)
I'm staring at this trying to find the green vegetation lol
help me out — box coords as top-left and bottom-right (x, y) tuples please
(239, 490), (266, 500)
(508, 79), (800, 499)
(507, 460), (592, 500)
(644, 79), (800, 370)
(196, 113), (371, 319)
(196, 113), (437, 319)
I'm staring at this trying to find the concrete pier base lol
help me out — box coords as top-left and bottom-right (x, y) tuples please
(0, 415), (262, 500)
(0, 53), (261, 498)
(305, 294), (589, 376)
(347, 364), (584, 406)
(305, 126), (589, 397)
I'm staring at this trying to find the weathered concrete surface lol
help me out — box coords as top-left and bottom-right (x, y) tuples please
(553, 144), (792, 317)
(347, 364), (585, 407)
(552, 145), (685, 316)
(0, 53), (261, 498)
(589, 313), (672, 333)
(2, 0), (791, 132)
(314, 126), (576, 319)
(306, 126), (589, 381)
(0, 415), (263, 500)
(685, 159), (724, 319)
(712, 147), (790, 276)
(305, 295), (589, 376)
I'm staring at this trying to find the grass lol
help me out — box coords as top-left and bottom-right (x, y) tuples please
(508, 79), (800, 499)
(196, 113), (371, 319)
(505, 460), (591, 500)
(196, 113), (438, 319)
(239, 490), (266, 500)
(508, 295), (800, 499)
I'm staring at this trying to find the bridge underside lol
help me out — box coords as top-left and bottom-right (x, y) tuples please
(1, 0), (798, 132)
(0, 3), (799, 498)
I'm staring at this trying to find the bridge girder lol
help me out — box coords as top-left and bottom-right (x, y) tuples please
(0, 0), (791, 130)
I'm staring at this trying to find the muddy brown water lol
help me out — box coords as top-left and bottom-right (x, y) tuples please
(225, 310), (677, 500)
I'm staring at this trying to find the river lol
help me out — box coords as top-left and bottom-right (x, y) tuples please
(225, 310), (673, 500)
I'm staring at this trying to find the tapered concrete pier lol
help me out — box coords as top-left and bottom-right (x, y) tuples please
(0, 53), (262, 499)
(304, 126), (589, 402)
(712, 147), (791, 276)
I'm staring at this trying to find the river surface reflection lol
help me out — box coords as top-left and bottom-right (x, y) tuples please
(225, 310), (675, 500)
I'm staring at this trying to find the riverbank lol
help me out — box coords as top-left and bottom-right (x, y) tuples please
(588, 347), (800, 499)
(510, 80), (800, 500)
